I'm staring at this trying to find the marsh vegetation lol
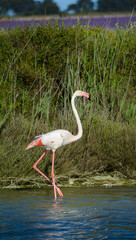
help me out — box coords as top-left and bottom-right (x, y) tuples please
(0, 22), (136, 187)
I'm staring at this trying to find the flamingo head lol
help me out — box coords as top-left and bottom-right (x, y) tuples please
(75, 90), (90, 99)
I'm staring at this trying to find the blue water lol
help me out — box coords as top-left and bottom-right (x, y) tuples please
(0, 187), (136, 239)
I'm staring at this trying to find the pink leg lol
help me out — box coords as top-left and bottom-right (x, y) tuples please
(33, 151), (63, 197)
(51, 151), (57, 199)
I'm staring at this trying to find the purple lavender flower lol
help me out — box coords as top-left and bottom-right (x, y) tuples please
(0, 15), (136, 30)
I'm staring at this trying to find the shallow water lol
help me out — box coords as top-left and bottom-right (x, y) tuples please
(0, 187), (136, 239)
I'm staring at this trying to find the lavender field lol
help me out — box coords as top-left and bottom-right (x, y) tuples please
(0, 14), (136, 30)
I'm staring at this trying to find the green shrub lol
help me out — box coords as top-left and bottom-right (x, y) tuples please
(0, 22), (136, 182)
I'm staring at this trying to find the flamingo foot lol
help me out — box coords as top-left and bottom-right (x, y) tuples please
(56, 187), (63, 197)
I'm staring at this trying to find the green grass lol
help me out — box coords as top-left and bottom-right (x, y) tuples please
(0, 22), (136, 185)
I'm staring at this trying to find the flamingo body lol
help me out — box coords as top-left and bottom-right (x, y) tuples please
(25, 129), (74, 151)
(25, 90), (90, 199)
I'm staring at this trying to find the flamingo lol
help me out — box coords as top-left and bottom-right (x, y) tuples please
(25, 90), (90, 199)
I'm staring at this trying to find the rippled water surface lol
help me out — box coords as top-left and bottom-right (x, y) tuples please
(0, 187), (136, 239)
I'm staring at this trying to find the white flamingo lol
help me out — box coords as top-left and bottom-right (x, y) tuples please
(25, 90), (90, 199)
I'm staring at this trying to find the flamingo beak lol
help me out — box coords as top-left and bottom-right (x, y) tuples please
(82, 91), (90, 99)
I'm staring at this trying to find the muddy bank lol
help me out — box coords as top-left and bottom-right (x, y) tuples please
(1, 171), (136, 190)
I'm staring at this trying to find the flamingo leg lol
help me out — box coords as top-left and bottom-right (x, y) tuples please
(33, 151), (63, 197)
(51, 151), (57, 199)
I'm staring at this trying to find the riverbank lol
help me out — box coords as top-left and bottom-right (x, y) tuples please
(1, 171), (136, 190)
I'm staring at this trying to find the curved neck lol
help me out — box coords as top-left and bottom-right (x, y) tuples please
(71, 93), (83, 140)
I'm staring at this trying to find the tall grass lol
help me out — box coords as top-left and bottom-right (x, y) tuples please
(0, 22), (136, 185)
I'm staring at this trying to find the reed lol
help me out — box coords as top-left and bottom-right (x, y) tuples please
(0, 22), (136, 184)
